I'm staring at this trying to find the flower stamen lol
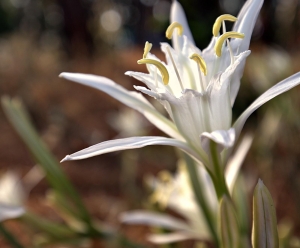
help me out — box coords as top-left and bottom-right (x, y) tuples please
(190, 53), (207, 92)
(212, 14), (237, 37)
(143, 41), (152, 59)
(155, 68), (158, 87)
(190, 54), (207, 75)
(137, 59), (169, 85)
(214, 31), (245, 57)
(166, 22), (183, 39)
(166, 46), (184, 90)
(222, 21), (234, 63)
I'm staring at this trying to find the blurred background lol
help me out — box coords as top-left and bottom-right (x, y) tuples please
(1, 0), (300, 246)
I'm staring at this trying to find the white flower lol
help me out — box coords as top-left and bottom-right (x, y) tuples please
(60, 0), (300, 173)
(0, 166), (44, 222)
(0, 172), (25, 222)
(120, 135), (253, 244)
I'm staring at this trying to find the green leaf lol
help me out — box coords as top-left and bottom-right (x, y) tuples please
(183, 152), (219, 247)
(1, 97), (91, 225)
(219, 195), (240, 248)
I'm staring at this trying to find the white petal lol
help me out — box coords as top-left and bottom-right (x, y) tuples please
(0, 205), (24, 222)
(229, 58), (247, 106)
(230, 0), (263, 105)
(234, 72), (300, 139)
(232, 0), (264, 54)
(125, 71), (158, 91)
(200, 128), (235, 154)
(225, 134), (253, 193)
(120, 211), (190, 231)
(181, 35), (201, 57)
(170, 1), (195, 50)
(202, 38), (221, 84)
(159, 90), (210, 156)
(148, 232), (199, 244)
(0, 172), (25, 206)
(160, 42), (199, 95)
(211, 50), (250, 108)
(61, 136), (204, 163)
(59, 73), (183, 140)
(227, 51), (251, 106)
(134, 86), (161, 99)
(126, 70), (174, 97)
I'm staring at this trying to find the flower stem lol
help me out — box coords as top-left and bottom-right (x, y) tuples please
(183, 153), (220, 247)
(209, 141), (230, 201)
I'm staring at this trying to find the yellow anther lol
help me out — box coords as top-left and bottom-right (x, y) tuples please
(212, 14), (238, 37)
(166, 22), (183, 39)
(143, 41), (152, 59)
(190, 53), (207, 75)
(137, 58), (169, 85)
(214, 31), (245, 57)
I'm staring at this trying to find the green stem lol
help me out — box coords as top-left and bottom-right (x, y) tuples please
(210, 141), (230, 200)
(0, 222), (25, 248)
(183, 153), (220, 247)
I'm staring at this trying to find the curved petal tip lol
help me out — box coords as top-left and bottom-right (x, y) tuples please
(60, 155), (71, 163)
(200, 128), (235, 153)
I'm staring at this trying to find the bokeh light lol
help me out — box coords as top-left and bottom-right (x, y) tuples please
(100, 9), (122, 32)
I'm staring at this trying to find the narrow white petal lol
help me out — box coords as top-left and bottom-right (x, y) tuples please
(0, 205), (24, 222)
(120, 211), (190, 231)
(134, 86), (161, 99)
(200, 128), (235, 154)
(170, 1), (195, 50)
(225, 134), (253, 193)
(125, 71), (158, 91)
(212, 50), (250, 108)
(232, 0), (264, 53)
(61, 136), (204, 163)
(224, 51), (251, 106)
(148, 232), (199, 244)
(234, 72), (300, 139)
(59, 73), (183, 140)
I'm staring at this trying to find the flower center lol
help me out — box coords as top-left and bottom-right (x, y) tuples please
(136, 15), (245, 93)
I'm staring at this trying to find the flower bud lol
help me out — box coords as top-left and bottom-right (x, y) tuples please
(252, 179), (279, 248)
